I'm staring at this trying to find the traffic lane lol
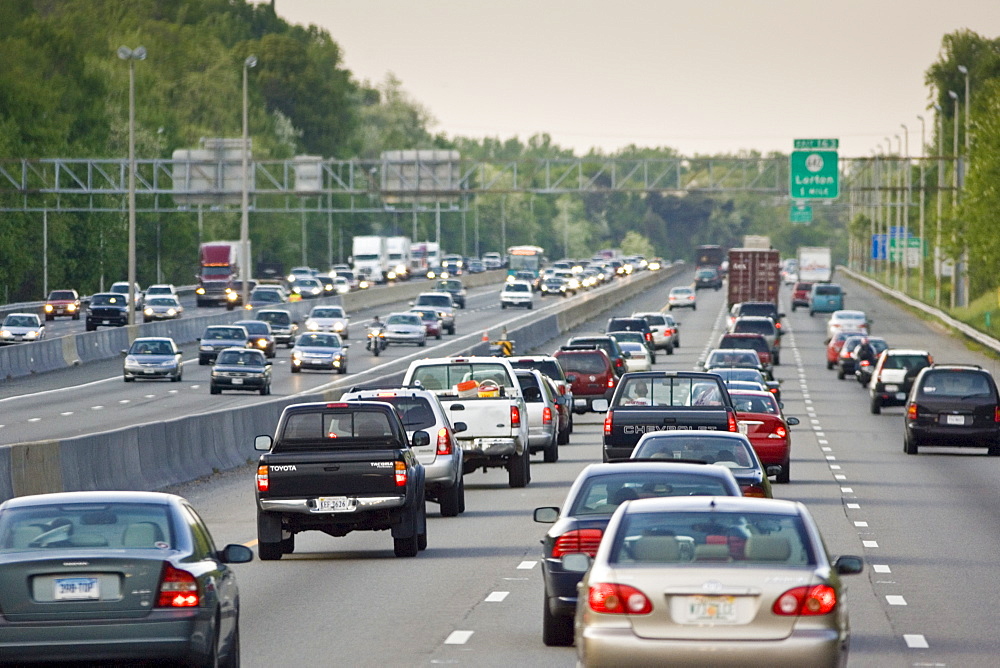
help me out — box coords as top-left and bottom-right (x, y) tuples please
(785, 277), (1000, 665)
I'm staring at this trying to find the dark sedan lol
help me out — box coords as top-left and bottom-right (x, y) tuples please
(0, 490), (252, 666)
(234, 319), (276, 358)
(533, 461), (742, 646)
(210, 348), (272, 395)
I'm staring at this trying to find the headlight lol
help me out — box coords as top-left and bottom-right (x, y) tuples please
(26, 331), (38, 339)
(310, 287), (321, 295)
(196, 287), (206, 294)
(124, 356), (137, 365)
(144, 308), (153, 315)
(359, 281), (370, 289)
(506, 275), (515, 283)
(257, 338), (268, 347)
(67, 304), (76, 311)
(338, 286), (349, 294)
(227, 292), (239, 301)
(291, 351), (302, 360)
(0, 330), (11, 338)
(200, 345), (212, 351)
(306, 320), (319, 331)
(440, 271), (450, 278)
(44, 304), (54, 312)
(387, 271), (397, 280)
(287, 274), (296, 282)
(426, 271), (436, 279)
(334, 322), (344, 331)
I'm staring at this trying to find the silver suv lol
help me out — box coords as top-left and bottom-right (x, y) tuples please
(411, 292), (456, 334)
(341, 386), (467, 516)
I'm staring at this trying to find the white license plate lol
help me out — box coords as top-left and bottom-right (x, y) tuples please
(946, 414), (966, 425)
(316, 496), (355, 512)
(679, 595), (738, 624)
(895, 392), (906, 400)
(884, 384), (899, 392)
(574, 399), (587, 407)
(102, 320), (110, 325)
(54, 577), (100, 600)
(232, 378), (243, 385)
(144, 369), (155, 374)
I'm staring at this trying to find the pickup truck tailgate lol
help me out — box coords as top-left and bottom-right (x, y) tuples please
(443, 399), (514, 440)
(263, 449), (401, 497)
(610, 407), (732, 439)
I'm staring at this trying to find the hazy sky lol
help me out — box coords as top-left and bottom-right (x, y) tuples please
(267, 0), (1000, 158)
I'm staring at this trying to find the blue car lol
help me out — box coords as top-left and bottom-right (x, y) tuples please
(809, 283), (845, 315)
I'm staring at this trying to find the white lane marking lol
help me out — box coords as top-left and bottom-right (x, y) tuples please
(846, 503), (860, 509)
(517, 561), (537, 570)
(873, 564), (891, 573)
(28, 417), (41, 422)
(445, 630), (474, 645)
(821, 447), (832, 452)
(863, 540), (879, 548)
(168, 389), (178, 394)
(804, 399), (813, 404)
(854, 521), (869, 527)
(818, 439), (829, 445)
(825, 455), (836, 460)
(144, 394), (155, 399)
(886, 595), (907, 606)
(812, 426), (822, 432)
(904, 634), (929, 648)
(830, 465), (842, 470)
(92, 405), (104, 410)
(816, 432), (825, 437)
(485, 591), (509, 602)
(119, 399), (130, 404)
(810, 419), (821, 425)
(60, 411), (74, 416)
(841, 487), (854, 493)
(834, 474), (847, 480)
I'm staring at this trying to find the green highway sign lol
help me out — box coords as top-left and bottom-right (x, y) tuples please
(790, 150), (839, 199)
(888, 236), (922, 265)
(793, 138), (839, 149)
(790, 204), (813, 223)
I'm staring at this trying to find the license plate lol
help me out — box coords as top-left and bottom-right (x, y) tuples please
(102, 320), (110, 325)
(895, 392), (906, 400)
(144, 369), (155, 374)
(316, 496), (355, 512)
(54, 577), (100, 601)
(884, 384), (899, 392)
(232, 378), (243, 385)
(679, 595), (738, 624)
(574, 399), (587, 406)
(946, 414), (966, 425)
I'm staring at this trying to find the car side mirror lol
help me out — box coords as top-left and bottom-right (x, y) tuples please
(766, 465), (783, 477)
(219, 544), (254, 563)
(833, 555), (864, 575)
(121, 349), (128, 356)
(254, 435), (273, 451)
(533, 507), (559, 523)
(778, 313), (786, 318)
(591, 399), (609, 412)
(411, 430), (431, 447)
(622, 351), (631, 358)
(561, 553), (592, 573)
(565, 374), (578, 382)
(453, 421), (468, 434)
(786, 416), (800, 426)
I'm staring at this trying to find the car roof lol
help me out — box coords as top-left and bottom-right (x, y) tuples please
(620, 495), (802, 516)
(884, 349), (931, 355)
(577, 461), (739, 479)
(2, 490), (180, 509)
(133, 336), (174, 343)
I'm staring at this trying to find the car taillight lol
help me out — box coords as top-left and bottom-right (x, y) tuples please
(773, 585), (837, 616)
(742, 484), (768, 498)
(604, 410), (613, 435)
(727, 410), (738, 432)
(558, 384), (566, 395)
(542, 407), (553, 424)
(510, 405), (521, 428)
(995, 406), (1000, 423)
(552, 528), (603, 558)
(607, 375), (616, 389)
(436, 427), (452, 455)
(907, 404), (918, 421)
(256, 465), (269, 492)
(771, 425), (787, 439)
(157, 563), (200, 608)
(644, 332), (652, 342)
(395, 460), (407, 487)
(588, 583), (652, 615)
(860, 360), (871, 368)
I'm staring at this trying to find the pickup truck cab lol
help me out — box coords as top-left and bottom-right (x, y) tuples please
(403, 356), (531, 488)
(595, 371), (739, 461)
(254, 401), (429, 559)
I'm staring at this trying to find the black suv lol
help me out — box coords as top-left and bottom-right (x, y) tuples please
(694, 266), (722, 290)
(904, 364), (1000, 455)
(605, 317), (656, 360)
(85, 293), (130, 331)
(728, 301), (785, 337)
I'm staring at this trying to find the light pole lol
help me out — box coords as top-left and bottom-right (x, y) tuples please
(934, 103), (944, 307)
(958, 65), (971, 306)
(884, 137), (893, 285)
(241, 55), (257, 308)
(118, 45), (146, 326)
(901, 124), (910, 289)
(917, 115), (926, 300)
(958, 65), (970, 152)
(948, 90), (960, 308)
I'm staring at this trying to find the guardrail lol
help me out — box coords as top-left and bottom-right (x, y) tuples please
(0, 265), (683, 502)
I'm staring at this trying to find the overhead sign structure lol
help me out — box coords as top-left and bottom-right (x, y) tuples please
(790, 139), (839, 199)
(790, 203), (813, 223)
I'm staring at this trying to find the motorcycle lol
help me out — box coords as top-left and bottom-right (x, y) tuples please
(366, 324), (387, 357)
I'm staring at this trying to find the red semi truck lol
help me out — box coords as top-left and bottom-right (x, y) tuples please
(196, 241), (243, 307)
(726, 248), (781, 307)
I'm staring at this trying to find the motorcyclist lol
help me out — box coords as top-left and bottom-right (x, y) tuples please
(367, 316), (385, 353)
(855, 337), (878, 365)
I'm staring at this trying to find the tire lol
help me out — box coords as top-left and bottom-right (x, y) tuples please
(448, 326), (456, 335)
(528, 303), (533, 310)
(172, 371), (182, 382)
(372, 344), (380, 357)
(221, 619), (240, 668)
(85, 323), (95, 332)
(870, 396), (881, 415)
(988, 445), (1000, 457)
(508, 449), (529, 488)
(542, 596), (575, 647)
(291, 365), (301, 373)
(667, 305), (673, 311)
(419, 340), (426, 347)
(458, 476), (466, 513)
(394, 530), (419, 558)
(826, 360), (834, 370)
(259, 384), (269, 396)
(280, 534), (295, 555)
(439, 481), (462, 517)
(774, 352), (780, 366)
(417, 500), (428, 551)
(339, 364), (348, 374)
(258, 540), (283, 561)
(436, 331), (442, 340)
(544, 431), (559, 463)
(776, 459), (790, 484)
(199, 358), (208, 366)
(692, 304), (697, 311)
(557, 421), (570, 445)
(675, 338), (680, 348)
(904, 434), (918, 455)
(210, 385), (221, 395)
(501, 303), (507, 309)
(791, 304), (797, 312)
(123, 374), (134, 383)
(837, 367), (845, 380)
(72, 313), (80, 320)
(809, 311), (814, 317)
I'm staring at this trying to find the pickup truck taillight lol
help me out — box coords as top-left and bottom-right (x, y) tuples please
(604, 410), (613, 436)
(553, 528), (603, 558)
(510, 405), (521, 428)
(157, 563), (200, 608)
(436, 427), (452, 455)
(395, 461), (407, 487)
(907, 404), (919, 421)
(727, 410), (738, 432)
(644, 332), (652, 342)
(543, 407), (553, 425)
(256, 465), (269, 492)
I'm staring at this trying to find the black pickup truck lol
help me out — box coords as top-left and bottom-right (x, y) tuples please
(254, 401), (429, 559)
(595, 371), (739, 461)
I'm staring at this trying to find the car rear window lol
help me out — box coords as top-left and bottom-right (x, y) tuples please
(640, 315), (667, 326)
(510, 359), (566, 381)
(815, 285), (842, 295)
(557, 352), (608, 374)
(881, 354), (931, 371)
(616, 377), (725, 407)
(279, 410), (395, 445)
(917, 371), (996, 399)
(737, 304), (778, 318)
(368, 397), (436, 431)
(569, 473), (736, 516)
(0, 503), (175, 552)
(720, 336), (767, 353)
(258, 311), (291, 326)
(608, 319), (647, 331)
(732, 320), (775, 335)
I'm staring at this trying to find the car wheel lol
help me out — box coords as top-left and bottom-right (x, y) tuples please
(988, 444), (1000, 457)
(791, 304), (797, 312)
(221, 617), (240, 668)
(904, 433), (918, 455)
(448, 326), (456, 335)
(568, 411), (574, 434)
(557, 421), (570, 445)
(501, 303), (507, 309)
(870, 396), (881, 414)
(260, 384), (269, 396)
(291, 365), (301, 373)
(776, 459), (790, 484)
(172, 371), (182, 382)
(826, 360), (834, 370)
(528, 303), (533, 310)
(417, 501), (428, 551)
(123, 374), (134, 383)
(280, 534), (295, 555)
(199, 358), (208, 366)
(544, 431), (559, 463)
(508, 448), (529, 488)
(339, 364), (348, 374)
(419, 339), (426, 347)
(440, 481), (462, 517)
(457, 476), (466, 513)
(393, 530), (419, 558)
(85, 323), (95, 332)
(542, 597), (575, 647)
(809, 310), (814, 317)
(667, 305), (673, 311)
(837, 367), (845, 380)
(258, 540), (283, 561)
(692, 304), (697, 311)
(210, 385), (221, 395)
(436, 331), (442, 340)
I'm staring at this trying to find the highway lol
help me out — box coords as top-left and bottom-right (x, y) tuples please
(7, 269), (1000, 666)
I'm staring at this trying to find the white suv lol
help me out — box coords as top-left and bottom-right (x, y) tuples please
(501, 280), (534, 309)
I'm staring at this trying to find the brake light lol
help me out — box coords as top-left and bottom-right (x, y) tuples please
(604, 410), (613, 435)
(773, 585), (837, 616)
(376, 392), (397, 397)
(727, 410), (738, 432)
(558, 384), (566, 395)
(157, 563), (200, 608)
(588, 583), (652, 615)
(907, 404), (918, 421)
(552, 528), (603, 558)
(607, 375), (616, 389)
(510, 405), (521, 428)
(742, 484), (768, 498)
(771, 425), (787, 439)
(995, 406), (1000, 423)
(775, 322), (782, 330)
(436, 427), (452, 455)
(928, 355), (934, 365)
(644, 332), (652, 342)
(325, 403), (349, 408)
(394, 460), (407, 487)
(543, 407), (553, 425)
(256, 465), (269, 492)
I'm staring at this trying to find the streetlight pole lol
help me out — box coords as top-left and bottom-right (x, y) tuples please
(884, 137), (893, 285)
(934, 103), (944, 307)
(118, 45), (146, 326)
(948, 90), (960, 309)
(958, 65), (971, 306)
(917, 115), (926, 301)
(241, 55), (257, 309)
(901, 124), (910, 290)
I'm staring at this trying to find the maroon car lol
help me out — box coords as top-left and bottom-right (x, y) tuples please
(554, 348), (617, 414)
(410, 308), (443, 340)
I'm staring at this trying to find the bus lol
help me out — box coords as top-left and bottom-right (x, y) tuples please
(506, 245), (546, 282)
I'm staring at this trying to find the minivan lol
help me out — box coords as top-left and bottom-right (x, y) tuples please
(809, 283), (845, 315)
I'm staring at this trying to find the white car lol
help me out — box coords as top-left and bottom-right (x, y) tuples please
(109, 280), (144, 310)
(144, 284), (177, 297)
(305, 305), (350, 339)
(667, 286), (696, 310)
(501, 280), (535, 309)
(383, 312), (427, 347)
(618, 341), (652, 372)
(826, 310), (869, 342)
(142, 296), (184, 322)
(0, 313), (44, 344)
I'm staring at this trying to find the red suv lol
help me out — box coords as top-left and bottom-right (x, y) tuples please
(791, 282), (813, 311)
(554, 348), (617, 414)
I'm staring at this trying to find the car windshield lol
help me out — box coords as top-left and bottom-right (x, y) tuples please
(90, 295), (125, 306)
(617, 377), (725, 407)
(49, 291), (76, 300)
(146, 297), (178, 307)
(216, 350), (265, 366)
(409, 363), (514, 393)
(206, 328), (243, 340)
(569, 472), (736, 516)
(918, 371), (995, 399)
(129, 340), (173, 355)
(236, 322), (268, 335)
(297, 333), (341, 348)
(608, 511), (814, 566)
(0, 502), (175, 552)
(312, 308), (345, 319)
(4, 315), (38, 327)
(387, 314), (420, 326)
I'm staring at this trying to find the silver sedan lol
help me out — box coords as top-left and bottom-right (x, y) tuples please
(382, 312), (427, 347)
